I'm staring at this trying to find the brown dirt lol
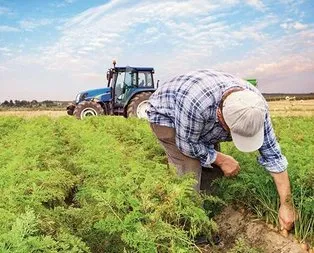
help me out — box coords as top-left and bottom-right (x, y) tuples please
(200, 206), (308, 253)
(200, 167), (309, 252)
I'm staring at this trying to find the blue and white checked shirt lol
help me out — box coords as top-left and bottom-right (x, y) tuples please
(147, 69), (288, 173)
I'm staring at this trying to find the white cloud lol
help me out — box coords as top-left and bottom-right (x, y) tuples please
(213, 28), (314, 91)
(245, 0), (265, 11)
(281, 21), (308, 30)
(221, 0), (266, 10)
(19, 18), (54, 31)
(293, 22), (308, 30)
(0, 25), (19, 32)
(0, 47), (11, 52)
(53, 0), (78, 8)
(0, 65), (9, 71)
(0, 6), (12, 15)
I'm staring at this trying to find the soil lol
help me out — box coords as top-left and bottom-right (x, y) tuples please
(199, 206), (308, 253)
(199, 167), (308, 253)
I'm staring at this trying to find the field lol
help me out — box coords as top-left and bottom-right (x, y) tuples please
(1, 99), (313, 118)
(268, 100), (314, 117)
(0, 107), (313, 252)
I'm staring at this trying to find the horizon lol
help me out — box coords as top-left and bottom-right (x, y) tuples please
(1, 0), (314, 101)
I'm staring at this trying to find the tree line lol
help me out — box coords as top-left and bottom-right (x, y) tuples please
(0, 100), (68, 108)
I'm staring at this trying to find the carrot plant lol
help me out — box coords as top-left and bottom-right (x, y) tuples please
(1, 115), (312, 251)
(0, 116), (219, 252)
(216, 116), (314, 247)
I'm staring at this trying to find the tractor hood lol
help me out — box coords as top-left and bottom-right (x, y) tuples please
(76, 87), (111, 103)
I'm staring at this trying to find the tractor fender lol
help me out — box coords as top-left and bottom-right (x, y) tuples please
(123, 89), (155, 117)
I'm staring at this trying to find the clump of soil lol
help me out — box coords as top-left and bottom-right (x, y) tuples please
(202, 206), (308, 253)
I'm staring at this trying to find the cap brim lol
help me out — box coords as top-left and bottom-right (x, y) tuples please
(230, 126), (264, 152)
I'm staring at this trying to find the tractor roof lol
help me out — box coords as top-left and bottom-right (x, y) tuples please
(113, 66), (154, 72)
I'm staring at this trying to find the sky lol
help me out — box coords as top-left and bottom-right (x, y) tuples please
(0, 0), (314, 101)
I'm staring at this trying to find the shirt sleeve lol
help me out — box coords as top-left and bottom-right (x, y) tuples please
(258, 112), (288, 173)
(174, 100), (217, 168)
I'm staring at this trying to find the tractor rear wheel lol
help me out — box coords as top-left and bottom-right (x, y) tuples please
(127, 92), (153, 119)
(74, 101), (104, 119)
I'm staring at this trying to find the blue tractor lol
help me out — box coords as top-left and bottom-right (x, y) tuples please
(67, 61), (157, 119)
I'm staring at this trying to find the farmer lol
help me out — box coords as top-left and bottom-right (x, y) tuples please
(146, 69), (295, 232)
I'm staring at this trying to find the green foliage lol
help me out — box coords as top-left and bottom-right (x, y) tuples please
(0, 209), (90, 253)
(216, 117), (314, 246)
(0, 116), (219, 252)
(1, 115), (312, 250)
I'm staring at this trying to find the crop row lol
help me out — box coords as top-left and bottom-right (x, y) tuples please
(0, 116), (218, 253)
(0, 116), (312, 252)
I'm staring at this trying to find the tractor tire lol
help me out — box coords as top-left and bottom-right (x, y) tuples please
(73, 101), (104, 119)
(66, 104), (75, 116)
(127, 92), (153, 119)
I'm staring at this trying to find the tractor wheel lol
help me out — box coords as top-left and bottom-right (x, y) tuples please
(127, 92), (153, 119)
(66, 104), (75, 116)
(74, 101), (104, 119)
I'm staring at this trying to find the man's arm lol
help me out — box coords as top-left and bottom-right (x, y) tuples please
(258, 112), (295, 231)
(271, 171), (295, 231)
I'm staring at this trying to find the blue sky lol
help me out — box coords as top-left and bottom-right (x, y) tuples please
(0, 0), (313, 101)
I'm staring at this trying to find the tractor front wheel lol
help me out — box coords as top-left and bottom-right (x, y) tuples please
(74, 101), (103, 119)
(127, 92), (153, 119)
(66, 104), (75, 116)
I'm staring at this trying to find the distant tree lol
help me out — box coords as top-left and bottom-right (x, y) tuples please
(42, 100), (55, 107)
(14, 100), (21, 107)
(9, 100), (14, 106)
(30, 100), (38, 108)
(19, 100), (29, 107)
(1, 100), (10, 106)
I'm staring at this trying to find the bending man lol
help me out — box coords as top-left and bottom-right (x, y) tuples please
(147, 69), (295, 231)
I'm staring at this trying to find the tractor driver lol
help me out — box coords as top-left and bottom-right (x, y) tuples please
(146, 69), (295, 233)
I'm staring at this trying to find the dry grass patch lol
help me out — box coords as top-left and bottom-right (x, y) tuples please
(268, 99), (314, 116)
(0, 110), (66, 117)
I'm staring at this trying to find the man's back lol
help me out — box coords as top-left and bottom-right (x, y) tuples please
(147, 69), (260, 129)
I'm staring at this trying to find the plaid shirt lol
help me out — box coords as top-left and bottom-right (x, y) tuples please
(147, 69), (288, 173)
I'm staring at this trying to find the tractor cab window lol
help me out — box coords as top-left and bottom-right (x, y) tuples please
(124, 69), (136, 87)
(138, 72), (153, 87)
(115, 68), (135, 102)
(115, 72), (125, 101)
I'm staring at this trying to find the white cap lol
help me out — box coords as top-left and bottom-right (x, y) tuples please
(222, 90), (266, 152)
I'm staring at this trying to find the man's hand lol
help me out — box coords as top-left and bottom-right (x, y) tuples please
(214, 152), (240, 177)
(279, 202), (295, 231)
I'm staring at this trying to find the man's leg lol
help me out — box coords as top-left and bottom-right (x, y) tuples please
(150, 123), (202, 191)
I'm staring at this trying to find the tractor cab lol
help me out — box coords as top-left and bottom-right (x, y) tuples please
(106, 62), (155, 115)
